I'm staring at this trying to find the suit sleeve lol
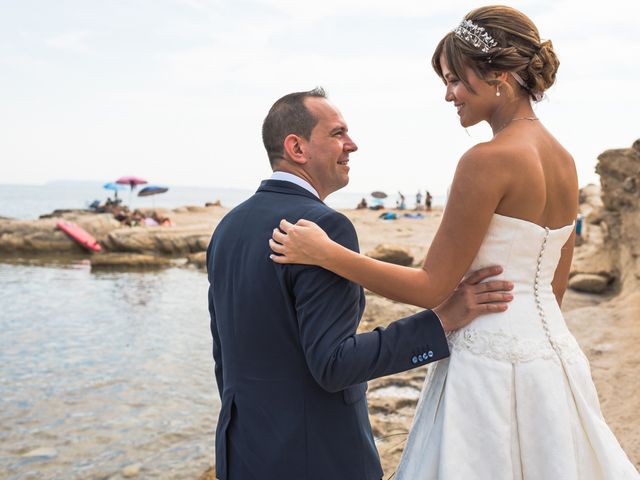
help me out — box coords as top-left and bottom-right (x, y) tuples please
(289, 210), (449, 393)
(207, 243), (224, 399)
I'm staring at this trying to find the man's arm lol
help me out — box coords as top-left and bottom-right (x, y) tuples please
(207, 244), (223, 399)
(287, 210), (449, 393)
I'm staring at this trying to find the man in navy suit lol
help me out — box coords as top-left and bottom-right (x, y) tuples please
(207, 88), (512, 480)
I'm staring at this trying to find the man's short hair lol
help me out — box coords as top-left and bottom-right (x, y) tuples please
(262, 87), (327, 166)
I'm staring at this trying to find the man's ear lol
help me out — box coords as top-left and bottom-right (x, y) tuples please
(283, 134), (307, 165)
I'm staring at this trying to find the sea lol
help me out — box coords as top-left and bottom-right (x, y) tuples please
(0, 182), (425, 479)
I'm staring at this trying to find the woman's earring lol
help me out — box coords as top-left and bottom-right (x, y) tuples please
(496, 84), (501, 97)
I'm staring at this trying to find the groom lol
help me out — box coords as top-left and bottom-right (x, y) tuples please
(207, 88), (512, 480)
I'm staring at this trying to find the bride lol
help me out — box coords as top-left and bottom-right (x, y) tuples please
(269, 5), (639, 479)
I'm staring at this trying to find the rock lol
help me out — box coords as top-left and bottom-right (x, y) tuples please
(632, 138), (640, 152)
(122, 463), (142, 477)
(365, 244), (414, 266)
(173, 205), (211, 214)
(103, 226), (211, 255)
(187, 251), (207, 269)
(21, 447), (58, 459)
(623, 176), (637, 193)
(578, 183), (603, 208)
(199, 466), (216, 480)
(90, 253), (173, 270)
(0, 206), (227, 264)
(569, 273), (610, 293)
(570, 243), (614, 279)
(0, 214), (121, 254)
(578, 184), (604, 222)
(586, 206), (605, 225)
(596, 146), (640, 211)
(593, 141), (640, 292)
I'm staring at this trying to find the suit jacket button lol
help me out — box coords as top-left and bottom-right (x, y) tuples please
(412, 356), (419, 364)
(428, 350), (434, 358)
(418, 354), (424, 362)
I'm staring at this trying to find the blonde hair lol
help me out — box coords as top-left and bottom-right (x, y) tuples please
(432, 5), (559, 102)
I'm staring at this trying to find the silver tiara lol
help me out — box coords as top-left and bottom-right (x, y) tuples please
(453, 19), (498, 53)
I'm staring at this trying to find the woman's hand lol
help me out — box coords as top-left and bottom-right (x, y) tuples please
(269, 219), (335, 266)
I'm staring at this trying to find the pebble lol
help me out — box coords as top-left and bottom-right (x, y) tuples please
(568, 273), (609, 293)
(122, 463), (142, 477)
(21, 447), (58, 459)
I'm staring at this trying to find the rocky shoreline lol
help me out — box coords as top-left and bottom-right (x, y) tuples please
(0, 205), (226, 269)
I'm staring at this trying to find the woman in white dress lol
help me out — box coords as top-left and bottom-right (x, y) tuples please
(268, 5), (638, 479)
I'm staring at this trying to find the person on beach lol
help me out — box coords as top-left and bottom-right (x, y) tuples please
(269, 6), (639, 479)
(206, 88), (514, 480)
(425, 190), (433, 211)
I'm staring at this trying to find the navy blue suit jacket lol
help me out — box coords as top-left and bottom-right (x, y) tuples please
(207, 180), (449, 480)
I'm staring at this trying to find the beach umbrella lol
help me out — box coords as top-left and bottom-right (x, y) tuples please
(116, 176), (148, 189)
(103, 182), (127, 191)
(137, 186), (169, 197)
(138, 185), (169, 208)
(103, 182), (126, 200)
(116, 176), (148, 206)
(371, 191), (388, 199)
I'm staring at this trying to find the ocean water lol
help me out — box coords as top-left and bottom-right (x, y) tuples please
(0, 261), (217, 479)
(0, 183), (232, 478)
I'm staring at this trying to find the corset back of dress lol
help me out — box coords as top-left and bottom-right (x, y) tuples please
(455, 213), (575, 344)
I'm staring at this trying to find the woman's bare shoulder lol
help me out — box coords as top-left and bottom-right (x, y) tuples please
(457, 139), (534, 176)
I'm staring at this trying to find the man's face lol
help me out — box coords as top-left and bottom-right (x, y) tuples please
(301, 97), (358, 199)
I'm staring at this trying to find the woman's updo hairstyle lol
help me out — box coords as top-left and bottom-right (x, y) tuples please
(432, 5), (560, 102)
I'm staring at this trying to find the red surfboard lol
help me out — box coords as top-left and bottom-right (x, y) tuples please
(57, 220), (102, 253)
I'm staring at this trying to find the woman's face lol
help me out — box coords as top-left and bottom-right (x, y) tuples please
(440, 54), (496, 128)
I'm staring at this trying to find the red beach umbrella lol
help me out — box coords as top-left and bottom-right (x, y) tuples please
(115, 176), (148, 189)
(115, 176), (148, 206)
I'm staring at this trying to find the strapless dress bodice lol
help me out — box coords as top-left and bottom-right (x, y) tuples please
(448, 213), (577, 362)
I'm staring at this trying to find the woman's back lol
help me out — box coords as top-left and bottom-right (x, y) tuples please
(492, 121), (578, 230)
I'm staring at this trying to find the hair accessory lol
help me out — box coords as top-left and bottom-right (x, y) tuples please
(510, 72), (544, 102)
(453, 19), (498, 53)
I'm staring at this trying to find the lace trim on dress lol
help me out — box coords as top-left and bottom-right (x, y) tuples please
(447, 328), (584, 364)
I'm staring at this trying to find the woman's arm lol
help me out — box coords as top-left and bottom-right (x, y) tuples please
(551, 228), (576, 307)
(271, 145), (511, 309)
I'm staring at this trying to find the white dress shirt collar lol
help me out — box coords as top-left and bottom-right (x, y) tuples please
(270, 171), (320, 199)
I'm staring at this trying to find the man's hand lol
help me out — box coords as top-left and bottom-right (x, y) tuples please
(433, 266), (513, 332)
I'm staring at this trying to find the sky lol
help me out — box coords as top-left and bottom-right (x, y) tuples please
(1, 0), (639, 197)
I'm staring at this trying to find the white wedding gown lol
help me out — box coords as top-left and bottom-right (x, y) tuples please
(396, 213), (639, 479)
